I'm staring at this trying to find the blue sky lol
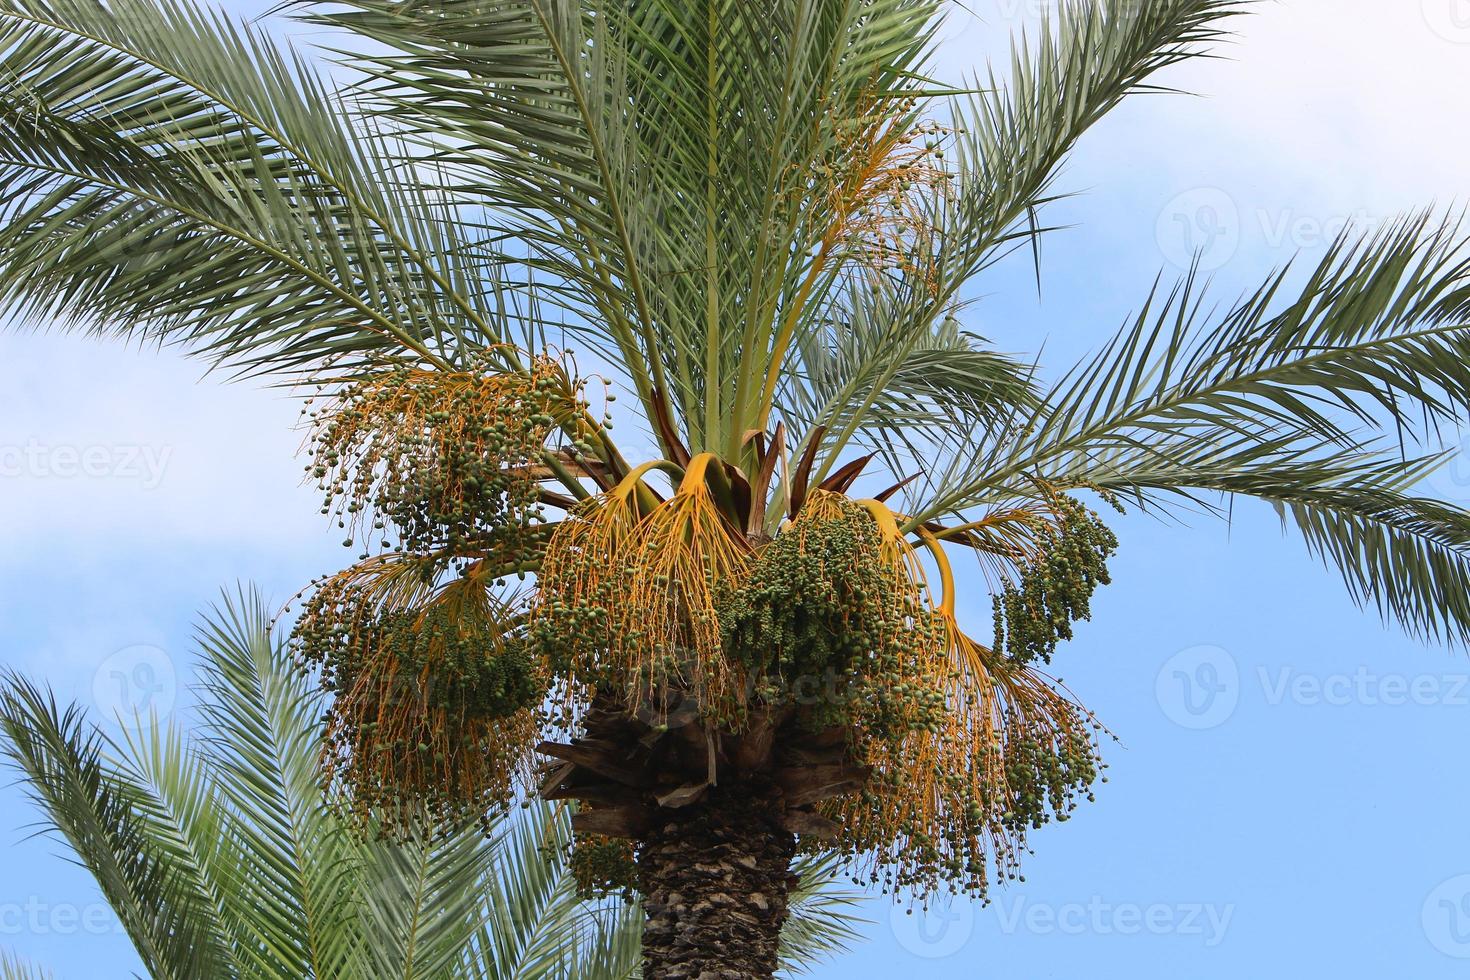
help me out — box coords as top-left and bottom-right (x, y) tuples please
(4, 0), (1470, 976)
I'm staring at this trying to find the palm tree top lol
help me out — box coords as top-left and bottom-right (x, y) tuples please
(4, 0), (1470, 933)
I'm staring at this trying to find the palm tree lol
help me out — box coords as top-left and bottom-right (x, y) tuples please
(6, 0), (1470, 974)
(0, 591), (860, 979)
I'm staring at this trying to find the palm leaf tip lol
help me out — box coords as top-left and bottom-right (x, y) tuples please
(0, 950), (54, 980)
(915, 213), (1470, 644)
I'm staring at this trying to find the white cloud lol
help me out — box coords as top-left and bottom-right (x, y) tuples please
(938, 0), (1470, 211)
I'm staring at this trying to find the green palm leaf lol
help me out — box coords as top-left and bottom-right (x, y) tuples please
(0, 0), (514, 377)
(0, 590), (859, 979)
(949, 0), (1247, 273)
(0, 679), (232, 979)
(916, 214), (1470, 641)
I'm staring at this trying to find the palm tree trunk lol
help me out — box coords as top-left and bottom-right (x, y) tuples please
(637, 781), (798, 980)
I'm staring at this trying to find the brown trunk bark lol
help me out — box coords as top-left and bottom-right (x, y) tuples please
(637, 780), (798, 980)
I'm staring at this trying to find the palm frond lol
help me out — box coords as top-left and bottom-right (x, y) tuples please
(779, 855), (867, 975)
(0, 675), (232, 979)
(949, 0), (1248, 277)
(0, 0), (515, 378)
(1224, 474), (1470, 645)
(106, 721), (242, 973)
(188, 589), (368, 978)
(464, 802), (637, 980)
(918, 214), (1470, 641)
(358, 828), (502, 980)
(781, 0), (1248, 470)
(779, 288), (1038, 498)
(758, 0), (1243, 468)
(306, 0), (953, 455)
(1, 589), (865, 978)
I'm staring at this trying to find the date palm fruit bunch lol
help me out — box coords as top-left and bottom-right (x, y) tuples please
(292, 342), (1120, 896)
(290, 351), (586, 832)
(535, 472), (1115, 900)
